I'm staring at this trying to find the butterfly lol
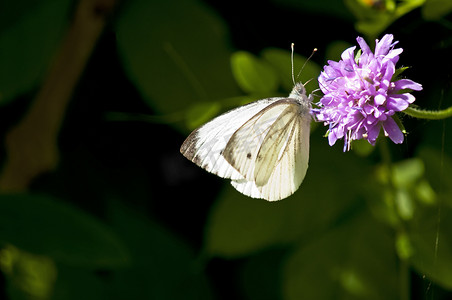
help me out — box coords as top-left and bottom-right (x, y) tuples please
(180, 47), (314, 201)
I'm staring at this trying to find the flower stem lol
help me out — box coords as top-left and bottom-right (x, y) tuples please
(378, 139), (410, 300)
(403, 106), (452, 120)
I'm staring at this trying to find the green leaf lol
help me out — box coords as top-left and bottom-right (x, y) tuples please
(418, 147), (452, 207)
(396, 232), (414, 260)
(107, 200), (212, 300)
(230, 51), (279, 94)
(414, 179), (436, 205)
(186, 101), (221, 130)
(261, 48), (321, 94)
(204, 187), (287, 258)
(325, 40), (353, 63)
(422, 0), (452, 20)
(0, 245), (57, 300)
(204, 137), (369, 258)
(0, 194), (130, 268)
(392, 66), (410, 81)
(408, 205), (452, 289)
(345, 0), (426, 40)
(395, 188), (414, 220)
(52, 266), (107, 300)
(391, 158), (424, 188)
(352, 138), (375, 156)
(0, 0), (72, 105)
(283, 211), (398, 300)
(115, 0), (238, 117)
(239, 248), (286, 300)
(354, 48), (362, 64)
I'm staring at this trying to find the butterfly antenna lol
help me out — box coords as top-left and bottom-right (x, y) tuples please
(295, 48), (317, 81)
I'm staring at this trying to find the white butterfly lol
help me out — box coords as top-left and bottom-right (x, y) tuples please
(180, 82), (312, 201)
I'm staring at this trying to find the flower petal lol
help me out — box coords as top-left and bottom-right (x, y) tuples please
(357, 36), (371, 55)
(375, 34), (394, 56)
(328, 131), (338, 146)
(381, 61), (395, 87)
(386, 93), (415, 111)
(341, 46), (357, 65)
(383, 117), (404, 144)
(366, 124), (381, 143)
(393, 79), (423, 91)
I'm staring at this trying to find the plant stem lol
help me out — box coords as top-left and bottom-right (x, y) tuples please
(0, 0), (117, 191)
(378, 139), (410, 300)
(403, 106), (452, 120)
(399, 258), (410, 300)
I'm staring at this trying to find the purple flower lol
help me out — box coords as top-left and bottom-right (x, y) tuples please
(313, 34), (422, 151)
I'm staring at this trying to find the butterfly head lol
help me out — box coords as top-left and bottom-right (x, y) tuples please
(290, 82), (310, 102)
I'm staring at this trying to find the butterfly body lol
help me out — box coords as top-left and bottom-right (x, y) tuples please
(180, 82), (312, 201)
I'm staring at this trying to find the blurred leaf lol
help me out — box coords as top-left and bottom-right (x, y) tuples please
(408, 205), (452, 289)
(354, 48), (362, 64)
(418, 147), (452, 207)
(0, 194), (130, 268)
(395, 188), (414, 220)
(325, 40), (353, 63)
(186, 101), (221, 130)
(345, 0), (426, 40)
(231, 51), (279, 94)
(391, 158), (424, 188)
(366, 185), (400, 227)
(283, 210), (398, 300)
(415, 179), (436, 205)
(396, 232), (414, 260)
(115, 0), (238, 119)
(0, 0), (71, 105)
(204, 188), (286, 258)
(52, 265), (107, 300)
(204, 137), (369, 258)
(0, 245), (57, 300)
(240, 248), (286, 300)
(352, 138), (375, 156)
(107, 201), (212, 300)
(261, 48), (321, 94)
(422, 0), (452, 20)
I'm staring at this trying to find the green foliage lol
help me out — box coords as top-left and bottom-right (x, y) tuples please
(231, 51), (279, 94)
(0, 245), (57, 300)
(352, 138), (375, 156)
(283, 211), (398, 300)
(205, 138), (368, 258)
(422, 0), (452, 20)
(230, 48), (321, 99)
(0, 194), (130, 268)
(325, 40), (353, 63)
(115, 0), (239, 120)
(0, 0), (72, 105)
(344, 0), (426, 40)
(185, 101), (221, 130)
(262, 48), (321, 94)
(106, 201), (212, 300)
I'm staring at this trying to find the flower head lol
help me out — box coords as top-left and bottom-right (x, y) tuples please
(313, 34), (422, 151)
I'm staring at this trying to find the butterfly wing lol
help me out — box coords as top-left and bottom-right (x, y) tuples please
(230, 101), (310, 201)
(180, 97), (285, 180)
(222, 101), (291, 182)
(254, 103), (300, 186)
